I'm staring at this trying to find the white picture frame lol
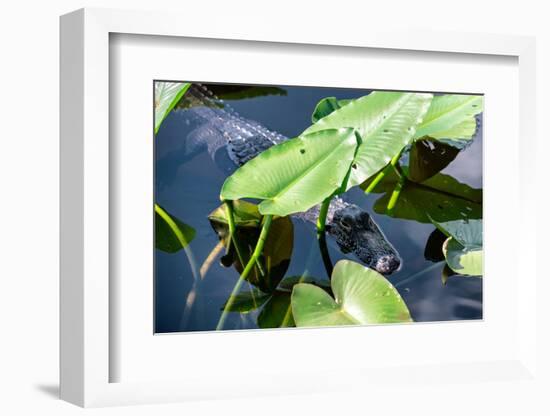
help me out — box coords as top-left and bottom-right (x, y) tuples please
(60, 7), (539, 408)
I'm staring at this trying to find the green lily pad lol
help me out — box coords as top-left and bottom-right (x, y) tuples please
(434, 219), (483, 276)
(154, 81), (191, 134)
(220, 128), (359, 217)
(155, 204), (196, 253)
(291, 260), (412, 327)
(304, 91), (433, 189)
(443, 238), (483, 276)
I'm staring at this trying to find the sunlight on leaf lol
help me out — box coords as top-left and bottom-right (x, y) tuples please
(291, 260), (412, 327)
(304, 92), (433, 188)
(434, 219), (483, 276)
(220, 128), (359, 217)
(413, 94), (483, 148)
(154, 81), (191, 134)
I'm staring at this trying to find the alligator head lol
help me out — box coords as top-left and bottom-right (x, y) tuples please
(327, 205), (401, 275)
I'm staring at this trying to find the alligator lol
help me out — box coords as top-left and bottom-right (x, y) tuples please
(175, 84), (402, 275)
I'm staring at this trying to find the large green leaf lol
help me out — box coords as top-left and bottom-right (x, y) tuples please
(413, 94), (483, 148)
(291, 260), (412, 327)
(154, 81), (191, 134)
(220, 128), (359, 217)
(408, 138), (460, 182)
(155, 204), (196, 252)
(208, 200), (293, 293)
(303, 92), (433, 188)
(433, 219), (483, 276)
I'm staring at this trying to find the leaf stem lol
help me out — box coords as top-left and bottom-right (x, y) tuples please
(216, 214), (273, 330)
(317, 197), (334, 278)
(154, 203), (199, 281)
(364, 150), (403, 194)
(225, 200), (265, 276)
(387, 173), (406, 215)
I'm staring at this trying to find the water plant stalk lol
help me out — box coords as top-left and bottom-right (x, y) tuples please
(364, 150), (403, 194)
(387, 173), (406, 215)
(216, 214), (273, 330)
(317, 197), (334, 278)
(154, 203), (199, 281)
(225, 200), (265, 277)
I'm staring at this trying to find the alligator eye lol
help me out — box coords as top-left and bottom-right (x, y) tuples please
(340, 217), (352, 229)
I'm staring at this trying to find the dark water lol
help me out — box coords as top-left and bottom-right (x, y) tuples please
(155, 84), (483, 333)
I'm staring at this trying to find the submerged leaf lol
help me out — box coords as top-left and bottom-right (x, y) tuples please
(208, 200), (293, 293)
(220, 289), (271, 313)
(155, 204), (196, 252)
(304, 92), (433, 188)
(205, 84), (287, 100)
(291, 260), (412, 327)
(408, 138), (460, 182)
(362, 169), (482, 223)
(220, 128), (359, 217)
(154, 81), (191, 134)
(257, 291), (295, 328)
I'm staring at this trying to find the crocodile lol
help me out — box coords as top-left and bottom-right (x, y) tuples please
(175, 84), (402, 275)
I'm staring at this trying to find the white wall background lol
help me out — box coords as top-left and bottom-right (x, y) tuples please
(0, 0), (548, 414)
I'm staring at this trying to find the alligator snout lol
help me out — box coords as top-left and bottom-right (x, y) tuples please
(374, 254), (401, 275)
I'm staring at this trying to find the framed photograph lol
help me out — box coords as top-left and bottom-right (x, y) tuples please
(60, 8), (539, 408)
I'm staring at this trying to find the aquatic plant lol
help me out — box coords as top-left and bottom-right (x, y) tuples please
(154, 82), (191, 134)
(432, 218), (483, 277)
(214, 90), (483, 329)
(154, 82), (198, 280)
(152, 81), (484, 330)
(291, 260), (412, 327)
